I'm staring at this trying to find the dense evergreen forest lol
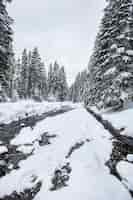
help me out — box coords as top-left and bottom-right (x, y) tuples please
(1, 0), (133, 111)
(0, 0), (88, 103)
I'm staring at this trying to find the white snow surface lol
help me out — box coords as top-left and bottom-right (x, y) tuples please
(0, 101), (132, 200)
(117, 47), (125, 54)
(117, 161), (133, 191)
(17, 145), (34, 154)
(0, 146), (8, 154)
(103, 104), (133, 137)
(126, 50), (133, 56)
(127, 154), (133, 162)
(0, 100), (78, 124)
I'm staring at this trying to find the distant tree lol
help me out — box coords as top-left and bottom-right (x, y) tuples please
(8, 56), (15, 99)
(47, 62), (68, 101)
(37, 61), (47, 99)
(0, 0), (13, 101)
(28, 47), (47, 100)
(19, 49), (29, 99)
(72, 72), (81, 102)
(47, 61), (60, 100)
(80, 70), (88, 101)
(69, 70), (88, 102)
(28, 48), (38, 98)
(52, 61), (60, 99)
(47, 63), (54, 97)
(13, 58), (21, 100)
(58, 66), (68, 101)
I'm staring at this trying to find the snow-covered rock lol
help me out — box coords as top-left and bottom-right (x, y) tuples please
(111, 44), (117, 49)
(126, 50), (133, 56)
(17, 145), (34, 155)
(127, 154), (133, 162)
(0, 146), (8, 154)
(117, 47), (125, 54)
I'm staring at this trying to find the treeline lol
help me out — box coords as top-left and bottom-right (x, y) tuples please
(0, 0), (89, 104)
(13, 48), (90, 103)
(2, 0), (133, 110)
(69, 70), (89, 103)
(12, 48), (68, 101)
(0, 0), (69, 103)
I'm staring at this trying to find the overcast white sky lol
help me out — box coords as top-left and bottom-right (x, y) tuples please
(8, 0), (105, 84)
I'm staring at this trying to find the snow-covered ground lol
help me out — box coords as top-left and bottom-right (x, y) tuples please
(0, 101), (133, 200)
(0, 100), (78, 124)
(103, 104), (133, 137)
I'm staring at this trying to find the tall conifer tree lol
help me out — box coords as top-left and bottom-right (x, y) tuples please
(0, 0), (13, 101)
(20, 49), (28, 98)
(28, 47), (47, 100)
(58, 66), (68, 101)
(87, 0), (133, 109)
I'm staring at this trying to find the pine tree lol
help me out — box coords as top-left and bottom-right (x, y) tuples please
(58, 66), (68, 101)
(47, 62), (68, 102)
(69, 70), (88, 103)
(48, 61), (60, 100)
(19, 49), (29, 99)
(80, 70), (88, 102)
(83, 71), (90, 105)
(0, 0), (13, 101)
(47, 63), (53, 95)
(87, 0), (133, 110)
(28, 47), (47, 100)
(28, 48), (38, 99)
(26, 50), (31, 98)
(8, 56), (15, 99)
(69, 84), (77, 102)
(37, 61), (47, 99)
(13, 58), (21, 99)
(73, 73), (81, 102)
(53, 61), (60, 100)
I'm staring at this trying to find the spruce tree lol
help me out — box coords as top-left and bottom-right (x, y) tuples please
(28, 47), (47, 100)
(73, 72), (82, 102)
(19, 49), (29, 99)
(52, 61), (60, 100)
(27, 50), (31, 98)
(48, 63), (54, 96)
(13, 58), (21, 99)
(69, 70), (88, 103)
(0, 0), (13, 101)
(28, 48), (39, 99)
(37, 61), (47, 99)
(87, 0), (133, 109)
(8, 56), (15, 99)
(47, 62), (68, 101)
(79, 70), (88, 102)
(58, 66), (68, 101)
